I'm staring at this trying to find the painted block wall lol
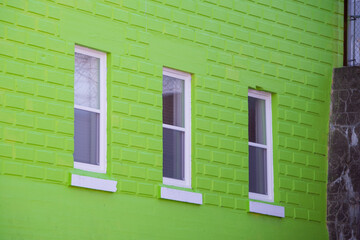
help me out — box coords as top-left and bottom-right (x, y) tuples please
(0, 0), (343, 239)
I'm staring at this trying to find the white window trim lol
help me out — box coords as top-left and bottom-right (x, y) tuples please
(161, 187), (202, 205)
(162, 67), (191, 189)
(71, 174), (117, 192)
(249, 201), (284, 218)
(248, 89), (274, 202)
(74, 45), (107, 174)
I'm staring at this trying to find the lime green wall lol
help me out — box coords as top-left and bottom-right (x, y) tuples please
(0, 0), (343, 239)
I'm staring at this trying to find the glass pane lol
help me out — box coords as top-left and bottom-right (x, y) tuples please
(249, 146), (267, 195)
(74, 108), (99, 165)
(162, 75), (185, 127)
(163, 128), (184, 180)
(248, 96), (266, 144)
(75, 52), (100, 109)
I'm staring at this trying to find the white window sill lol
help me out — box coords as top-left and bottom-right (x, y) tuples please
(249, 201), (285, 218)
(160, 187), (202, 205)
(71, 174), (117, 192)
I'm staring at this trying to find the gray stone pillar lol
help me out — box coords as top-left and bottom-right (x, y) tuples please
(328, 66), (360, 240)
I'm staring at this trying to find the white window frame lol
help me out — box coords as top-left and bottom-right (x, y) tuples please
(74, 45), (107, 173)
(248, 89), (274, 202)
(162, 67), (191, 189)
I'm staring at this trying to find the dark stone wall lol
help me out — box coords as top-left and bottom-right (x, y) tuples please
(328, 66), (360, 240)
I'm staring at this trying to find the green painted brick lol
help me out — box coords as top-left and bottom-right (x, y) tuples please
(36, 117), (55, 131)
(204, 164), (218, 177)
(5, 94), (25, 109)
(204, 135), (218, 147)
(294, 181), (307, 192)
(7, 27), (27, 43)
(17, 47), (37, 62)
(56, 153), (73, 167)
(228, 183), (242, 195)
(95, 3), (112, 18)
(129, 134), (146, 148)
(287, 165), (301, 178)
(196, 148), (211, 160)
(212, 151), (226, 164)
(113, 8), (129, 23)
(121, 118), (137, 132)
(130, 166), (147, 179)
(301, 168), (315, 180)
(26, 131), (45, 146)
(204, 193), (220, 206)
(235, 198), (247, 210)
(138, 122), (157, 136)
(16, 113), (35, 128)
(119, 179), (137, 193)
(36, 150), (55, 164)
(147, 169), (161, 181)
(227, 153), (241, 166)
(219, 138), (234, 151)
(0, 143), (13, 158)
(294, 208), (308, 220)
(212, 180), (227, 192)
(6, 60), (25, 76)
(5, 128), (25, 143)
(46, 135), (65, 150)
(130, 105), (148, 118)
(221, 196), (235, 208)
(197, 177), (212, 190)
(195, 32), (211, 45)
(3, 161), (24, 176)
(0, 40), (16, 58)
(309, 210), (321, 222)
(204, 20), (219, 34)
(0, 0), (341, 238)
(57, 0), (75, 7)
(121, 148), (138, 163)
(280, 178), (293, 190)
(138, 152), (156, 165)
(56, 120), (73, 135)
(25, 165), (44, 179)
(48, 5), (61, 19)
(138, 183), (154, 196)
(113, 100), (129, 114)
(7, 0), (26, 9)
(234, 168), (248, 183)
(37, 52), (57, 67)
(0, 7), (16, 24)
(28, 1), (46, 15)
(26, 66), (46, 81)
(76, 0), (93, 12)
(293, 153), (307, 165)
(45, 168), (65, 182)
(195, 162), (204, 174)
(113, 131), (129, 145)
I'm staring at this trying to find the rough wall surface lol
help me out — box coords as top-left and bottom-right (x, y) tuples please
(328, 67), (360, 240)
(0, 0), (343, 239)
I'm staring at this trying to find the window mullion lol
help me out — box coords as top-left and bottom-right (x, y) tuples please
(249, 141), (268, 149)
(75, 104), (101, 114)
(163, 124), (186, 132)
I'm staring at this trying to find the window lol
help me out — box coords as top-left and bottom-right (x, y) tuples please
(73, 45), (107, 173)
(162, 68), (191, 188)
(248, 90), (273, 202)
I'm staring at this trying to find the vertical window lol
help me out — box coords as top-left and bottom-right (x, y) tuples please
(74, 45), (107, 173)
(248, 90), (273, 202)
(162, 68), (191, 188)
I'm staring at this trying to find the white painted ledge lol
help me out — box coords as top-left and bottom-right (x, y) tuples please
(161, 187), (202, 205)
(71, 174), (117, 192)
(249, 201), (285, 218)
